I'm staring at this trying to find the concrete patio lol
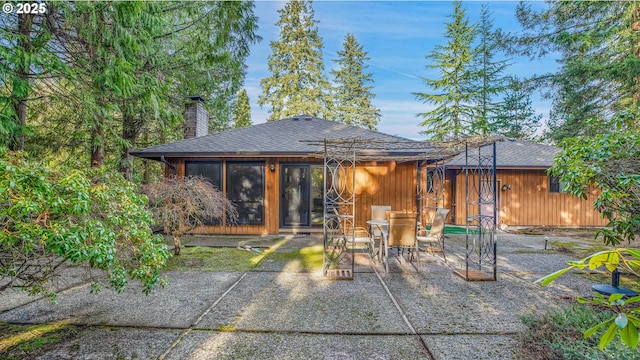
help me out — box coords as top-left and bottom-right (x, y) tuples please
(0, 233), (597, 359)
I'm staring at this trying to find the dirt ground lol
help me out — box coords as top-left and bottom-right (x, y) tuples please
(504, 226), (601, 240)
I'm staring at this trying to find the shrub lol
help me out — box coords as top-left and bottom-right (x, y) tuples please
(519, 305), (640, 359)
(142, 176), (238, 255)
(0, 150), (169, 298)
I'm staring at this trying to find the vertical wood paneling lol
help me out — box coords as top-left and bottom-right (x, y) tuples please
(354, 161), (416, 230)
(169, 158), (606, 235)
(453, 169), (606, 227)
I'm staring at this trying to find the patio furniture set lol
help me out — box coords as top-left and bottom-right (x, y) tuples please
(343, 205), (451, 272)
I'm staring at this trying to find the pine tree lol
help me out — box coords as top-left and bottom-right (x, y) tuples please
(1, 1), (259, 178)
(233, 89), (252, 128)
(492, 78), (541, 139)
(503, 1), (640, 142)
(331, 33), (380, 130)
(0, 4), (67, 151)
(470, 4), (510, 135)
(258, 0), (332, 121)
(413, 1), (477, 140)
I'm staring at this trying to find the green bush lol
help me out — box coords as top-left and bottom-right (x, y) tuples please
(0, 150), (169, 298)
(519, 305), (640, 359)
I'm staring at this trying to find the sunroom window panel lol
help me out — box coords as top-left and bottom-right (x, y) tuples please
(185, 161), (223, 225)
(226, 162), (265, 225)
(185, 161), (222, 189)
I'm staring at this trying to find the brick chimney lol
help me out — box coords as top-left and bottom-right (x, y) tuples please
(184, 96), (208, 139)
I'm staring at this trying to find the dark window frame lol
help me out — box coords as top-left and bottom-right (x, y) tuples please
(549, 176), (566, 194)
(184, 161), (223, 190)
(185, 161), (223, 225)
(426, 170), (435, 193)
(226, 161), (265, 226)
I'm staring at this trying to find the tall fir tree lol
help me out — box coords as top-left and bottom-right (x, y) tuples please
(233, 89), (252, 128)
(258, 0), (332, 121)
(413, 1), (477, 140)
(492, 78), (541, 139)
(1, 1), (259, 179)
(470, 4), (510, 135)
(0, 4), (68, 151)
(502, 1), (640, 142)
(331, 33), (380, 130)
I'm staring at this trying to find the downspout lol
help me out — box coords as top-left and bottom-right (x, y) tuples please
(160, 155), (176, 176)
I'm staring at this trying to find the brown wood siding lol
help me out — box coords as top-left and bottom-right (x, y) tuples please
(354, 161), (417, 229)
(162, 159), (605, 234)
(452, 169), (607, 227)
(167, 157), (322, 235)
(164, 158), (417, 235)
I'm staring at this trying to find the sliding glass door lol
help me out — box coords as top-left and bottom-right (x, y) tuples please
(281, 164), (324, 227)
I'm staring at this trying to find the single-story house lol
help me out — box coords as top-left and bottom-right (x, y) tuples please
(132, 100), (428, 235)
(442, 139), (607, 228)
(132, 100), (606, 235)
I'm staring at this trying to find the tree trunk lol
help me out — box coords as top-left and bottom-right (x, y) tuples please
(9, 13), (35, 151)
(120, 112), (137, 180)
(90, 124), (104, 167)
(173, 235), (181, 255)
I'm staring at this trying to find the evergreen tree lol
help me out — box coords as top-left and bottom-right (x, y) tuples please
(502, 1), (640, 142)
(258, 0), (332, 121)
(1, 1), (259, 179)
(470, 4), (510, 135)
(0, 4), (67, 151)
(168, 1), (260, 132)
(492, 78), (541, 139)
(233, 89), (252, 128)
(413, 1), (477, 140)
(331, 33), (380, 130)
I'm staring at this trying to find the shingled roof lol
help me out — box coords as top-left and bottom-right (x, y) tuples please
(445, 138), (560, 169)
(131, 116), (427, 160)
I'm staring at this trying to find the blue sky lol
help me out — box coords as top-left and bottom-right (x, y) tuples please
(244, 1), (555, 140)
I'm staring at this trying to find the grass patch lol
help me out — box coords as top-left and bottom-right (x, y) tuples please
(0, 321), (79, 359)
(518, 305), (640, 359)
(165, 246), (265, 272)
(266, 245), (324, 271)
(549, 240), (577, 248)
(514, 249), (548, 255)
(165, 237), (291, 272)
(215, 325), (236, 332)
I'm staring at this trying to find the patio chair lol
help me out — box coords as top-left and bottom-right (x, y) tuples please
(370, 205), (391, 260)
(384, 212), (418, 272)
(333, 208), (373, 257)
(436, 207), (451, 222)
(416, 212), (446, 262)
(344, 226), (374, 257)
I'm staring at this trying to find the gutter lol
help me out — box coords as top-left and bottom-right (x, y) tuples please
(160, 155), (176, 176)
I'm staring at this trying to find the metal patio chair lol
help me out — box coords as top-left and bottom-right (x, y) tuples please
(384, 212), (418, 272)
(416, 212), (446, 262)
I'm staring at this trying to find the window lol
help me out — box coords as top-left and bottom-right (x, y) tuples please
(226, 162), (265, 225)
(426, 170), (434, 193)
(549, 176), (566, 193)
(185, 161), (223, 225)
(185, 161), (222, 189)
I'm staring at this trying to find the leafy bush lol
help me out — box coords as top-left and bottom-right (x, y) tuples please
(0, 151), (169, 298)
(519, 305), (640, 359)
(540, 113), (640, 350)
